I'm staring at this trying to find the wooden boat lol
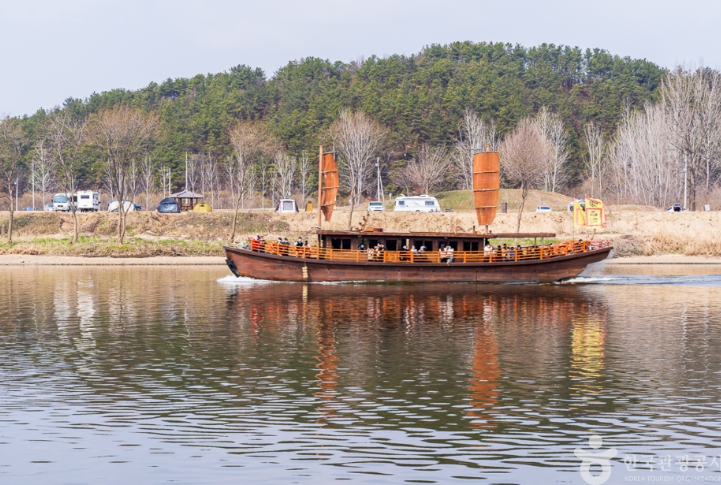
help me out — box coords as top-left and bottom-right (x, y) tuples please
(223, 147), (612, 283)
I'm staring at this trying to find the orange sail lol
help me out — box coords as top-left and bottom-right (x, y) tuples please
(472, 151), (500, 227)
(320, 152), (339, 222)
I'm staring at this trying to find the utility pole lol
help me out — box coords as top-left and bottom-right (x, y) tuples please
(185, 152), (188, 191)
(375, 157), (384, 203)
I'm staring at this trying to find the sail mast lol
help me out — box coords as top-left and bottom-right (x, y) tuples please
(317, 145), (323, 230)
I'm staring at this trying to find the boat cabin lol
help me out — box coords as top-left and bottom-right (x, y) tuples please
(317, 230), (556, 251)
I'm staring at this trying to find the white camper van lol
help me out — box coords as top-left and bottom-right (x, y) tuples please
(76, 191), (100, 212)
(393, 195), (442, 213)
(52, 193), (72, 212)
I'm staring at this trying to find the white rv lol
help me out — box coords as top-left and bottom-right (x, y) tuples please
(393, 195), (442, 213)
(52, 193), (72, 212)
(76, 191), (100, 212)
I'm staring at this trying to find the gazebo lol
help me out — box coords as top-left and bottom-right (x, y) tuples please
(169, 189), (204, 211)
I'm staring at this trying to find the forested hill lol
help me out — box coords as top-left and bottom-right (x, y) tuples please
(23, 41), (664, 186)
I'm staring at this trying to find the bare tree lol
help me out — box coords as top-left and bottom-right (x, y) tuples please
(32, 138), (55, 208)
(0, 117), (26, 243)
(662, 65), (721, 210)
(201, 152), (219, 208)
(453, 109), (497, 190)
(535, 107), (569, 193)
(228, 121), (267, 243)
(92, 105), (158, 243)
(47, 111), (88, 243)
(224, 155), (237, 211)
(256, 152), (274, 209)
(299, 150), (311, 204)
(500, 117), (552, 232)
(186, 153), (199, 193)
(140, 155), (155, 210)
(584, 122), (607, 198)
(395, 144), (452, 195)
(329, 109), (386, 228)
(274, 150), (297, 199)
(128, 160), (140, 206)
(607, 103), (679, 207)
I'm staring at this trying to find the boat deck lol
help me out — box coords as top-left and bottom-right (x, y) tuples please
(245, 240), (611, 264)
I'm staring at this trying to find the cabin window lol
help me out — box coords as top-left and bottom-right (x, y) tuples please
(81, 195), (90, 199)
(341, 239), (351, 250)
(386, 240), (398, 251)
(463, 241), (480, 251)
(331, 238), (342, 249)
(447, 241), (458, 250)
(425, 200), (435, 206)
(397, 200), (405, 206)
(414, 240), (434, 250)
(368, 239), (378, 248)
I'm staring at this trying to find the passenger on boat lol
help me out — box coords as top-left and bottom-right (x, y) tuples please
(294, 237), (303, 247)
(446, 245), (454, 263)
(507, 246), (515, 261)
(484, 243), (493, 261)
(359, 243), (366, 251)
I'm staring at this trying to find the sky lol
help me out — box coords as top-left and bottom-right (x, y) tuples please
(1, 0), (719, 117)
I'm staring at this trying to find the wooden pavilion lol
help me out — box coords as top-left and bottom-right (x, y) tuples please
(169, 189), (204, 211)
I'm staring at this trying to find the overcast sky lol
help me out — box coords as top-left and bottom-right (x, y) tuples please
(1, 0), (719, 117)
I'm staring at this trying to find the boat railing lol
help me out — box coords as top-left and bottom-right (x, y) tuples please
(247, 240), (611, 263)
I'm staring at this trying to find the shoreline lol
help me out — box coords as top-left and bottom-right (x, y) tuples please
(3, 254), (721, 266)
(0, 254), (225, 266)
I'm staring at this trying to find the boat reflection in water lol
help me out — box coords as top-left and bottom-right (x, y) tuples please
(224, 281), (613, 431)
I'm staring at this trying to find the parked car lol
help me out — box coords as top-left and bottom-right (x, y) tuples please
(156, 198), (180, 214)
(368, 201), (385, 212)
(52, 193), (71, 212)
(108, 200), (136, 213)
(536, 206), (552, 213)
(667, 203), (682, 212)
(134, 204), (141, 211)
(44, 204), (54, 212)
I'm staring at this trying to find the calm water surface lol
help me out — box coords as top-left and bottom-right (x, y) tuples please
(2, 263), (721, 484)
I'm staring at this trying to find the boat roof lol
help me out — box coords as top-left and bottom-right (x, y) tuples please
(317, 230), (556, 239)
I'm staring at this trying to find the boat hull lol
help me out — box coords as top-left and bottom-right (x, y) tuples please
(223, 246), (612, 283)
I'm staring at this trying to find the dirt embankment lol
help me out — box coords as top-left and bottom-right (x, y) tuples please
(1, 198), (720, 258)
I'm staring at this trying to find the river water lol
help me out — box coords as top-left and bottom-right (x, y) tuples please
(2, 263), (721, 484)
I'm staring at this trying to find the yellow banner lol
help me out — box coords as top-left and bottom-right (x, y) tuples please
(585, 197), (604, 209)
(573, 200), (586, 227)
(585, 197), (606, 226)
(586, 208), (604, 227)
